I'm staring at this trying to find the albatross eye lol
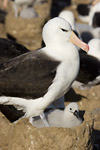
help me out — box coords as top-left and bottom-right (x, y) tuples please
(61, 28), (68, 32)
(70, 108), (72, 110)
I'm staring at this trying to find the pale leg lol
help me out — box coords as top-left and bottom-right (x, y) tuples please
(40, 112), (49, 127)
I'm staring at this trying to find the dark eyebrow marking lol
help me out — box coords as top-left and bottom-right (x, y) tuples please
(61, 28), (68, 32)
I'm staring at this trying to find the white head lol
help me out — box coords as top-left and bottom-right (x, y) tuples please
(59, 10), (76, 30)
(89, 2), (100, 26)
(42, 17), (89, 52)
(65, 102), (79, 118)
(88, 38), (100, 60)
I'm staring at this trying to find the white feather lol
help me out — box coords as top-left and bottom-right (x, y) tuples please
(32, 102), (82, 128)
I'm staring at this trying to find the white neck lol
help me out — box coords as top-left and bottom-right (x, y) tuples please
(42, 42), (79, 62)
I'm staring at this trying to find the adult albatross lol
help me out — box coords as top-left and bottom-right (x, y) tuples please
(72, 38), (100, 89)
(0, 17), (89, 122)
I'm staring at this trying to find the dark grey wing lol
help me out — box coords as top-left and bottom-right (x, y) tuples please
(0, 50), (60, 98)
(0, 104), (24, 122)
(0, 38), (29, 63)
(76, 52), (100, 84)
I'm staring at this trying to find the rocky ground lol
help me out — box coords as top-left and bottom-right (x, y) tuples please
(65, 85), (100, 150)
(0, 0), (100, 149)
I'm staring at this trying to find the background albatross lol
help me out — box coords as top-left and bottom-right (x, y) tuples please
(0, 17), (89, 124)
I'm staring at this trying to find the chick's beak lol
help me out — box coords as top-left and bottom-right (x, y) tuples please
(73, 110), (79, 118)
(70, 31), (89, 52)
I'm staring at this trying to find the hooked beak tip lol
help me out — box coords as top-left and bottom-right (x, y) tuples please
(70, 31), (89, 52)
(73, 110), (79, 118)
(83, 44), (89, 52)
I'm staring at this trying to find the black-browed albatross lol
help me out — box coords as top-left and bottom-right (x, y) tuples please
(0, 17), (89, 124)
(58, 10), (100, 89)
(72, 38), (100, 89)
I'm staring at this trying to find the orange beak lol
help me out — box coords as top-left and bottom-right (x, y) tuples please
(70, 31), (89, 52)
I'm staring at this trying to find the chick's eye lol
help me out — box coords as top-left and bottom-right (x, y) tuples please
(70, 108), (72, 110)
(61, 28), (68, 32)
